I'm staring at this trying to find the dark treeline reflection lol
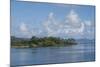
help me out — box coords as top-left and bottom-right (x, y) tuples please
(11, 36), (77, 48)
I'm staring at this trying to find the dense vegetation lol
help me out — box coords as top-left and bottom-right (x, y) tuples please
(11, 36), (77, 48)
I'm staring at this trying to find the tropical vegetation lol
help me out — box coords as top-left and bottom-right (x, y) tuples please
(11, 36), (77, 48)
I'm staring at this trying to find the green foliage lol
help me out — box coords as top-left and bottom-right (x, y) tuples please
(11, 36), (77, 48)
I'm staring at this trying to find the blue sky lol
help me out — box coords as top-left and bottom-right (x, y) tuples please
(11, 0), (95, 39)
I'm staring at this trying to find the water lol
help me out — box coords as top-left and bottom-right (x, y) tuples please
(11, 43), (95, 66)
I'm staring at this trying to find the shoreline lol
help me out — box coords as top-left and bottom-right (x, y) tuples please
(11, 44), (77, 48)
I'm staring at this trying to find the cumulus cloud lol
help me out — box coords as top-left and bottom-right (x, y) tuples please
(63, 10), (85, 35)
(20, 22), (43, 38)
(43, 10), (85, 37)
(65, 10), (81, 27)
(19, 10), (94, 39)
(43, 12), (59, 36)
(20, 22), (32, 38)
(84, 20), (92, 26)
(20, 23), (29, 33)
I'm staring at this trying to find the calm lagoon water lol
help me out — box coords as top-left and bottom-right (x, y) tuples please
(11, 43), (95, 66)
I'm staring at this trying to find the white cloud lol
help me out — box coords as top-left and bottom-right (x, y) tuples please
(84, 20), (92, 26)
(31, 28), (43, 36)
(43, 12), (59, 36)
(43, 10), (85, 37)
(18, 10), (93, 39)
(20, 22), (43, 38)
(20, 23), (28, 33)
(66, 10), (80, 24)
(20, 22), (32, 38)
(63, 10), (85, 35)
(48, 12), (54, 19)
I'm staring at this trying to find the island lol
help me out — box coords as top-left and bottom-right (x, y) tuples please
(11, 36), (77, 48)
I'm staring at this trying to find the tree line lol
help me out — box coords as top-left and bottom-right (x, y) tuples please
(11, 36), (77, 48)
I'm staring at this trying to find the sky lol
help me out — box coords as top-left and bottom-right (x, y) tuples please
(11, 0), (95, 39)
